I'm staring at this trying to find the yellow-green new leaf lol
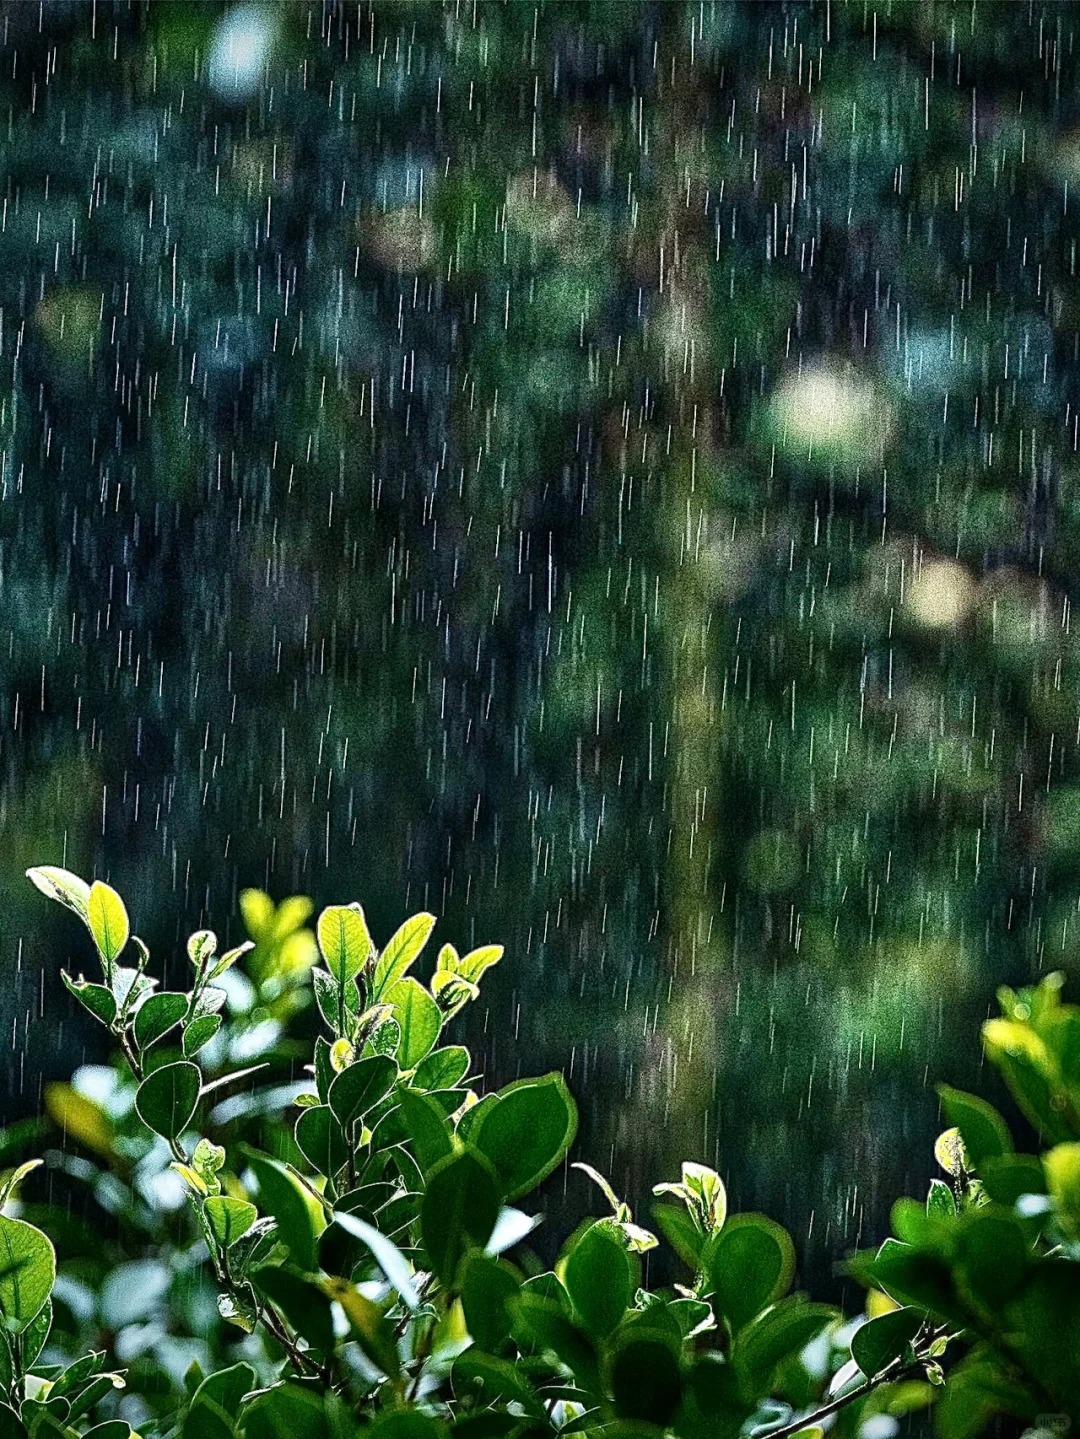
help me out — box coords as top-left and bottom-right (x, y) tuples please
(373, 912), (436, 999)
(26, 866), (91, 921)
(87, 882), (129, 968)
(0, 1216), (55, 1333)
(317, 905), (373, 985)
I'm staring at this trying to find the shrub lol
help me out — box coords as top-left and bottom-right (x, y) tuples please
(3, 864), (1078, 1439)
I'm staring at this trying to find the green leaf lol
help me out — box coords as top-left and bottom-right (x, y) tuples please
(86, 882), (129, 967)
(365, 1410), (445, 1439)
(413, 1046), (471, 1091)
(327, 1055), (397, 1131)
(253, 1267), (334, 1353)
(317, 905), (372, 985)
(925, 1179), (957, 1220)
(938, 1085), (1013, 1170)
(452, 1351), (545, 1419)
(470, 1073), (577, 1201)
(702, 1214), (795, 1331)
(183, 1362), (256, 1439)
(1044, 1141), (1080, 1235)
(294, 1107), (348, 1181)
(980, 1153), (1047, 1206)
(133, 992), (188, 1051)
(365, 1414), (448, 1439)
(955, 1209), (1031, 1308)
(372, 912), (436, 999)
(563, 1219), (635, 1338)
(0, 1403), (27, 1439)
(652, 1202), (706, 1269)
(733, 1298), (838, 1396)
(0, 1216), (55, 1333)
(244, 1151), (322, 1272)
(396, 1089), (455, 1175)
(510, 1292), (601, 1392)
(607, 1331), (682, 1426)
(851, 1307), (924, 1379)
(846, 1238), (962, 1322)
(135, 1061), (201, 1143)
(60, 973), (117, 1028)
(187, 930), (217, 971)
(0, 1161), (41, 1212)
(44, 1083), (113, 1159)
(333, 1211), (420, 1310)
(203, 1197), (258, 1249)
(21, 1298), (50, 1368)
(320, 1277), (401, 1378)
(460, 1252), (522, 1351)
(421, 1147), (501, 1284)
(26, 867), (90, 920)
(183, 1014), (222, 1056)
(240, 1379), (331, 1439)
(387, 978), (442, 1068)
(934, 1346), (1040, 1439)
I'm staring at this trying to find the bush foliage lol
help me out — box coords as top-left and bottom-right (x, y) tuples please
(1, 866), (1077, 1438)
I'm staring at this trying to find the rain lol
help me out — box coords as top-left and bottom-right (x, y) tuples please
(1, 0), (1078, 1324)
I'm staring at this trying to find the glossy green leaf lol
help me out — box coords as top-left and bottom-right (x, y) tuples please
(0, 1216), (55, 1333)
(509, 1291), (600, 1392)
(934, 1346), (1041, 1439)
(925, 1178), (957, 1220)
(563, 1219), (634, 1338)
(734, 1298), (838, 1395)
(86, 881), (129, 967)
(133, 992), (188, 1051)
(183, 1361), (256, 1439)
(413, 1045), (471, 1091)
(135, 1061), (201, 1143)
(253, 1266), (334, 1353)
(240, 1379), (331, 1439)
(460, 1252), (522, 1351)
(452, 1351), (545, 1419)
(421, 1147), (501, 1284)
(203, 1197), (258, 1249)
(851, 1306), (923, 1379)
(183, 1013), (222, 1056)
(651, 1202), (706, 1269)
(846, 1238), (961, 1322)
(980, 1153), (1047, 1206)
(294, 1106), (348, 1181)
(387, 978), (442, 1068)
(955, 1210), (1031, 1308)
(608, 1331), (682, 1426)
(938, 1085), (1013, 1170)
(396, 1089), (455, 1175)
(702, 1214), (795, 1331)
(21, 1297), (50, 1369)
(470, 1073), (577, 1201)
(317, 905), (372, 985)
(60, 973), (117, 1028)
(372, 912), (436, 999)
(244, 1151), (322, 1272)
(327, 1055), (397, 1130)
(365, 1414), (449, 1439)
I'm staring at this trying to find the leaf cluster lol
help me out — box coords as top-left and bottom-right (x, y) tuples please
(13, 869), (1080, 1439)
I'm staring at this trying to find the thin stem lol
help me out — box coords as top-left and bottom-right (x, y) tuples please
(757, 1331), (953, 1439)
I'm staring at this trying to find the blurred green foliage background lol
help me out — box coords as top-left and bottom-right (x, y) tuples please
(3, 0), (1080, 1295)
